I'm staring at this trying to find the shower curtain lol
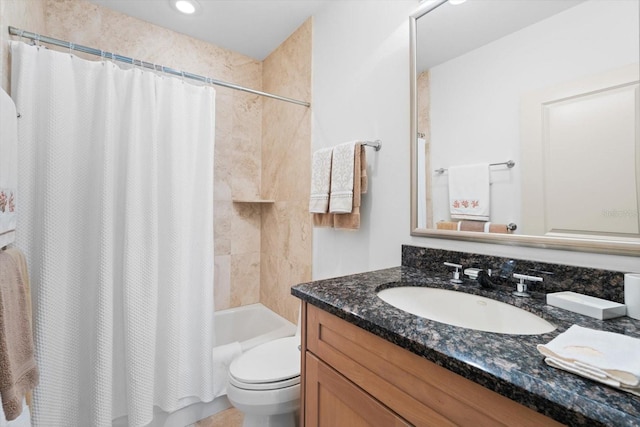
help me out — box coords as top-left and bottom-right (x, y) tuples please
(10, 41), (215, 426)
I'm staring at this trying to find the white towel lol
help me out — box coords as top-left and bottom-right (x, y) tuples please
(544, 356), (640, 396)
(309, 147), (333, 213)
(329, 141), (357, 214)
(0, 89), (18, 248)
(538, 325), (640, 394)
(212, 341), (242, 398)
(448, 163), (490, 221)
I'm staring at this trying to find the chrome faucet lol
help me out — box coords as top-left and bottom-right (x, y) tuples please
(512, 273), (543, 297)
(443, 262), (463, 284)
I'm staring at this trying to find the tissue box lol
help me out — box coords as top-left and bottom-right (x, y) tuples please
(546, 291), (626, 320)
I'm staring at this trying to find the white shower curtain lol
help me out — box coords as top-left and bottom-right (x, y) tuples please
(10, 41), (216, 427)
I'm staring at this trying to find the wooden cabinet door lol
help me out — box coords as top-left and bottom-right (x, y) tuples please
(304, 352), (410, 427)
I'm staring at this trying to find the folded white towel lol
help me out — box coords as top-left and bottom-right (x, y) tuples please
(544, 357), (640, 397)
(329, 141), (357, 214)
(211, 341), (242, 398)
(448, 163), (490, 221)
(537, 325), (640, 389)
(0, 89), (18, 248)
(309, 147), (333, 213)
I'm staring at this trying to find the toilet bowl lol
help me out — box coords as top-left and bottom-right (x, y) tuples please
(227, 335), (301, 427)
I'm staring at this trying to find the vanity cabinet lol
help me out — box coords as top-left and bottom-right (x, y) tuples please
(300, 302), (563, 427)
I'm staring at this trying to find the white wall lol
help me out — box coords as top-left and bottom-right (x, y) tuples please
(429, 0), (639, 228)
(312, 0), (639, 281)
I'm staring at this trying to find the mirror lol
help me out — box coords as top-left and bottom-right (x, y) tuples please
(410, 0), (640, 255)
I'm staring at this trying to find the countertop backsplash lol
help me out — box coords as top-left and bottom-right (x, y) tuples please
(402, 245), (626, 303)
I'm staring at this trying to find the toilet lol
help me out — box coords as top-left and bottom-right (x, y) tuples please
(227, 335), (301, 427)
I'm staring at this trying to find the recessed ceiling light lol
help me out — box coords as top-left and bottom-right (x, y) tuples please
(172, 0), (200, 15)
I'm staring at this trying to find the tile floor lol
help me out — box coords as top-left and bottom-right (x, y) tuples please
(195, 408), (243, 427)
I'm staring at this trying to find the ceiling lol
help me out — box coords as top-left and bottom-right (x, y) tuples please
(417, 0), (585, 71)
(87, 0), (586, 66)
(86, 0), (330, 60)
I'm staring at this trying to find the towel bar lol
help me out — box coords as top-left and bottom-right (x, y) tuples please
(435, 160), (514, 174)
(362, 140), (382, 151)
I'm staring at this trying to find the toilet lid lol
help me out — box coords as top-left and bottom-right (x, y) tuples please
(229, 336), (300, 385)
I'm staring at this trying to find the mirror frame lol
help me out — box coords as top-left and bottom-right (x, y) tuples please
(409, 1), (640, 256)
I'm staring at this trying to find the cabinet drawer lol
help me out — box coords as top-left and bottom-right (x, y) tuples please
(305, 303), (563, 427)
(305, 352), (410, 427)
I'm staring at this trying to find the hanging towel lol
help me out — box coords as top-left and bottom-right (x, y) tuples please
(360, 144), (368, 195)
(458, 220), (486, 232)
(0, 89), (18, 248)
(0, 251), (38, 421)
(537, 325), (640, 395)
(485, 222), (511, 234)
(448, 163), (490, 221)
(309, 147), (333, 213)
(0, 398), (30, 427)
(329, 141), (358, 214)
(211, 342), (242, 398)
(0, 249), (32, 409)
(334, 144), (366, 230)
(436, 221), (459, 231)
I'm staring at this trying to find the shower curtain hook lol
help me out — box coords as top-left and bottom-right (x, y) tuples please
(68, 42), (74, 57)
(33, 33), (41, 47)
(181, 70), (185, 83)
(18, 29), (25, 42)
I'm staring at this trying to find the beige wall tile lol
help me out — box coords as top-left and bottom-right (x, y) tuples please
(231, 136), (261, 200)
(261, 19), (313, 323)
(0, 0), (47, 93)
(261, 252), (311, 324)
(230, 202), (261, 255)
(214, 255), (231, 311)
(230, 252), (260, 306)
(214, 201), (232, 256)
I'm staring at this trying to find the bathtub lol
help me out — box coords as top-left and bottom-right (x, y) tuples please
(215, 303), (297, 352)
(114, 303), (296, 427)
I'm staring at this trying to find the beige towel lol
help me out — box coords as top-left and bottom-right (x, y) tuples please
(0, 250), (38, 420)
(314, 143), (367, 229)
(334, 144), (365, 230)
(436, 221), (459, 231)
(487, 223), (510, 234)
(3, 248), (33, 408)
(459, 220), (486, 232)
(360, 146), (368, 195)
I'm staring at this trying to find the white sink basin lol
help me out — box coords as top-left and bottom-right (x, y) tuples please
(377, 287), (556, 335)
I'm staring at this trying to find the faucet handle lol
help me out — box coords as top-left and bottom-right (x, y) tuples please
(512, 273), (543, 297)
(444, 262), (463, 284)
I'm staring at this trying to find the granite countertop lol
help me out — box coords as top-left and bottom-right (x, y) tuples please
(291, 266), (640, 427)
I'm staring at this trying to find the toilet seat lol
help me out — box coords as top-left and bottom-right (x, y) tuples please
(229, 336), (301, 391)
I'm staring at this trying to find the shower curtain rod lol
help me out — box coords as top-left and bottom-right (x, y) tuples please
(8, 26), (311, 108)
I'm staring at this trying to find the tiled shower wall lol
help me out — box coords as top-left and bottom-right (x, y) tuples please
(261, 19), (313, 323)
(1, 0), (311, 320)
(0, 0), (47, 91)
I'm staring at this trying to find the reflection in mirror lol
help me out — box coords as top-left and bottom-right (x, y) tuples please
(410, 0), (640, 255)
